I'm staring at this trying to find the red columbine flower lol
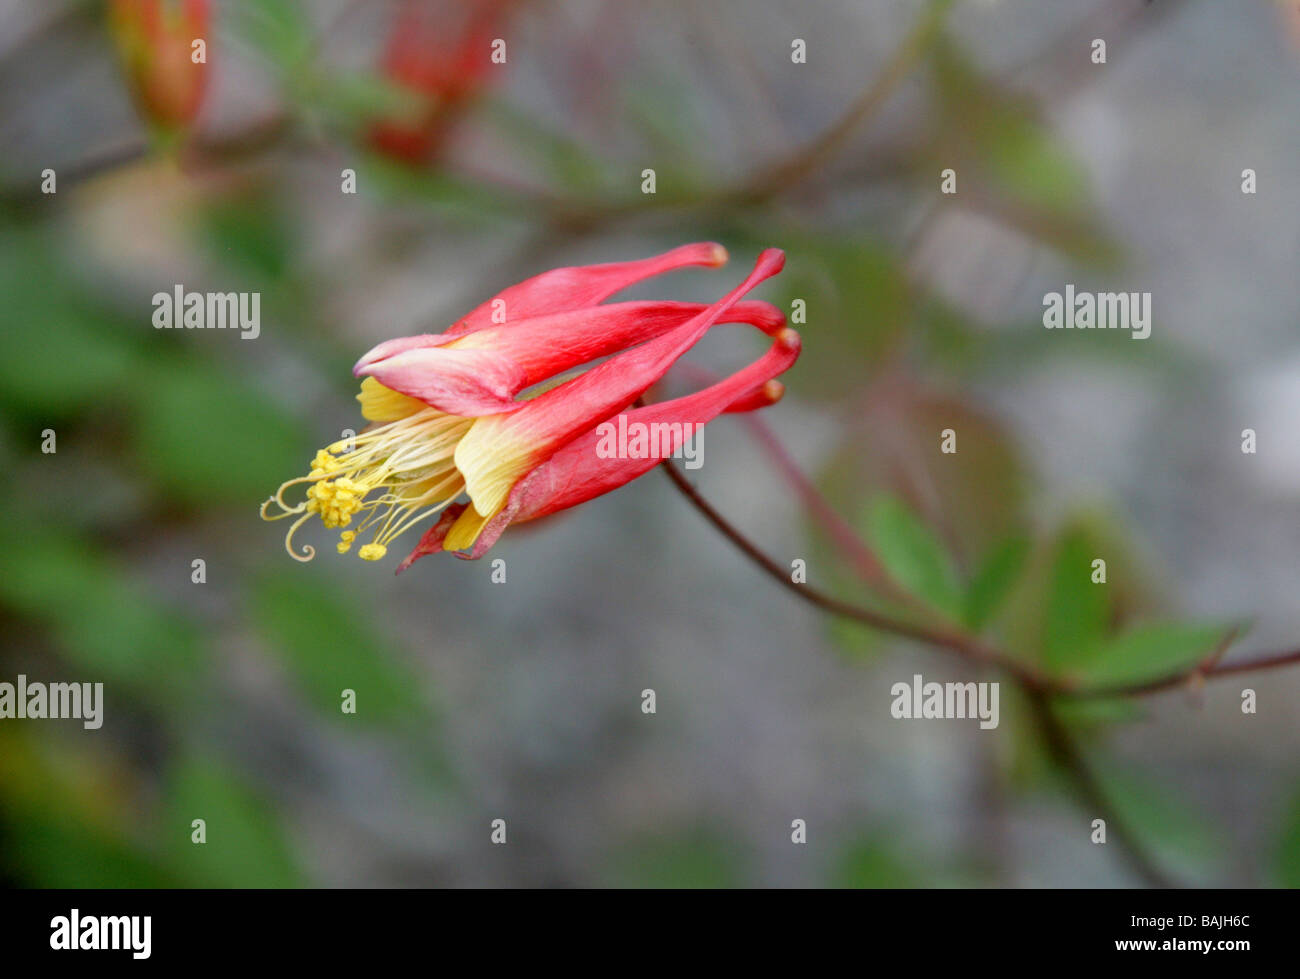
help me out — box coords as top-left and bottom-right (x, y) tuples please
(109, 0), (210, 132)
(261, 243), (799, 567)
(368, 0), (513, 165)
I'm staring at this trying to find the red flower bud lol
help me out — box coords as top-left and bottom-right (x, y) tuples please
(369, 0), (513, 165)
(109, 0), (210, 132)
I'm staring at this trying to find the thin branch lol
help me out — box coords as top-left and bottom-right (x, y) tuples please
(723, 0), (957, 206)
(662, 456), (1187, 886)
(735, 406), (889, 586)
(1008, 0), (1191, 104)
(515, 0), (957, 231)
(658, 458), (1052, 692)
(0, 113), (291, 212)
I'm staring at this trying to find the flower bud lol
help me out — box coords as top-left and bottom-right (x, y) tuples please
(109, 0), (210, 132)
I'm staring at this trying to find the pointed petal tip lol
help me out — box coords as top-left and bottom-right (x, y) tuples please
(669, 241), (728, 268)
(353, 334), (446, 375)
(661, 241), (729, 269)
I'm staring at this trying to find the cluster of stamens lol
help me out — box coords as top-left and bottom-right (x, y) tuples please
(260, 406), (473, 562)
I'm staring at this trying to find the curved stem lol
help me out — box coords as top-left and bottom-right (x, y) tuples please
(662, 457), (1181, 886)
(667, 446), (1300, 704)
(724, 0), (956, 205)
(658, 459), (1052, 692)
(739, 411), (894, 589)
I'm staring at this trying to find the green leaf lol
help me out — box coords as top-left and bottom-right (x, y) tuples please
(161, 754), (302, 887)
(604, 829), (744, 888)
(0, 229), (139, 415)
(774, 237), (913, 398)
(4, 813), (171, 887)
(828, 615), (884, 661)
(930, 37), (1087, 211)
(314, 72), (423, 130)
(481, 99), (612, 194)
(927, 36), (1119, 268)
(230, 0), (313, 76)
(0, 532), (204, 699)
(131, 360), (307, 508)
(964, 536), (1029, 631)
(831, 836), (918, 888)
(1076, 622), (1227, 687)
(1094, 765), (1220, 878)
(0, 732), (175, 887)
(864, 495), (962, 619)
(249, 572), (424, 725)
(814, 390), (1027, 571)
(1274, 784), (1300, 888)
(1052, 696), (1144, 726)
(982, 107), (1088, 212)
(196, 193), (293, 282)
(1042, 528), (1108, 670)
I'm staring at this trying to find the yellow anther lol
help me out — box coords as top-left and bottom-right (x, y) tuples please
(311, 449), (341, 475)
(307, 476), (367, 529)
(358, 543), (387, 561)
(337, 531), (357, 554)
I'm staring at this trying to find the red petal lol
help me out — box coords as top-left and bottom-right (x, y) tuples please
(358, 345), (527, 416)
(355, 299), (784, 414)
(508, 327), (800, 524)
(396, 503), (468, 573)
(446, 242), (728, 337)
(452, 249), (785, 517)
(449, 326), (800, 558)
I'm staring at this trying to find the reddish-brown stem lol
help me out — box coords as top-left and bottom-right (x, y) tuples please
(661, 458), (1183, 886)
(658, 459), (1053, 692)
(739, 412), (891, 587)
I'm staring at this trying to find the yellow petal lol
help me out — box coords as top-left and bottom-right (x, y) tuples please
(452, 416), (538, 519)
(443, 501), (503, 552)
(357, 376), (427, 422)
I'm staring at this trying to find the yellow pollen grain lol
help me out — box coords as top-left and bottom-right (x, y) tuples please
(358, 543), (387, 561)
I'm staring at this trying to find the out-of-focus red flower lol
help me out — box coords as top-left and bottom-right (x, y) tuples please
(369, 0), (514, 164)
(109, 0), (210, 132)
(1282, 0), (1300, 52)
(261, 244), (800, 567)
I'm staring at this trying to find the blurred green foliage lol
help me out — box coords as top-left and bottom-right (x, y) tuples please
(604, 828), (746, 889)
(250, 572), (426, 727)
(865, 494), (964, 622)
(830, 835), (920, 889)
(1275, 786), (1300, 888)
